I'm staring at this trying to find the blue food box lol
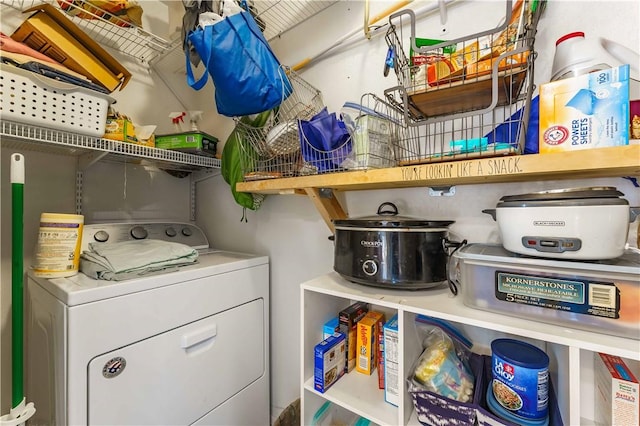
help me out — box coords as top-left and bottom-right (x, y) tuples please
(314, 333), (346, 393)
(384, 314), (400, 406)
(323, 317), (340, 340)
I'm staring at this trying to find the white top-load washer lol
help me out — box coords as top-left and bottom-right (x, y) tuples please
(26, 222), (269, 426)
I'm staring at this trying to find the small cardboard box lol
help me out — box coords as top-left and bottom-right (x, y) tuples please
(104, 117), (137, 144)
(594, 353), (639, 426)
(355, 311), (384, 375)
(384, 314), (400, 406)
(314, 333), (346, 394)
(539, 65), (630, 153)
(339, 301), (369, 373)
(323, 317), (340, 340)
(155, 132), (219, 157)
(377, 314), (385, 390)
(11, 4), (131, 93)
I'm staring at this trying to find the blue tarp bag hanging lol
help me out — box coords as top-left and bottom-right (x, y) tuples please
(186, 11), (292, 117)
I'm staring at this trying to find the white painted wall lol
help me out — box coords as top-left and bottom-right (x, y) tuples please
(196, 0), (640, 422)
(1, 0), (638, 422)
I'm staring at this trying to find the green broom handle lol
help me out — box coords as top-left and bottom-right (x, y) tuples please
(11, 153), (25, 408)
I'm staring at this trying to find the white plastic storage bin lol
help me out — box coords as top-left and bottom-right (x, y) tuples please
(0, 65), (114, 137)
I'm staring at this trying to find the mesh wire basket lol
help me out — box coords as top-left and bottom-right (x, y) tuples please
(299, 93), (414, 174)
(383, 0), (545, 165)
(237, 67), (324, 181)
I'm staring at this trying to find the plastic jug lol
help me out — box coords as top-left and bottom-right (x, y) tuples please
(551, 32), (639, 82)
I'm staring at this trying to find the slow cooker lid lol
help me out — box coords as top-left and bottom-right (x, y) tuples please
(333, 202), (454, 228)
(498, 186), (623, 203)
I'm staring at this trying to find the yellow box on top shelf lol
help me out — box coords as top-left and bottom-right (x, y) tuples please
(539, 65), (629, 153)
(104, 117), (137, 144)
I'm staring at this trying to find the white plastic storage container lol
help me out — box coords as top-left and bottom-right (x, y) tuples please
(452, 244), (640, 340)
(0, 65), (114, 137)
(341, 97), (401, 170)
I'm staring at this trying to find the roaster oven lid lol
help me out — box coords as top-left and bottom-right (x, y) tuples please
(498, 186), (624, 203)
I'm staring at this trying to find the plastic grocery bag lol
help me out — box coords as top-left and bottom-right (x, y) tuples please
(298, 108), (352, 173)
(186, 10), (292, 117)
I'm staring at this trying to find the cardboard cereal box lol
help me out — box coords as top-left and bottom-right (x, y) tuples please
(356, 311), (385, 375)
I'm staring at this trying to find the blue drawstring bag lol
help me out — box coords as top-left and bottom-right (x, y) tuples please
(299, 108), (352, 173)
(186, 11), (292, 117)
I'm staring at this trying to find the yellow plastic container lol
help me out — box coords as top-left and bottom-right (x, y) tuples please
(33, 213), (84, 278)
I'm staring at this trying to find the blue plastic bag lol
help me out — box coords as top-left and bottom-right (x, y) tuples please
(186, 11), (292, 117)
(485, 95), (539, 154)
(299, 108), (352, 173)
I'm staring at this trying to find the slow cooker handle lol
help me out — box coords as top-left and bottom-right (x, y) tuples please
(377, 202), (399, 216)
(630, 207), (640, 223)
(443, 238), (467, 296)
(482, 209), (496, 221)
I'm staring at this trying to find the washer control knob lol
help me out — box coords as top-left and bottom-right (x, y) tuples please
(130, 226), (148, 240)
(181, 227), (193, 237)
(362, 259), (378, 276)
(165, 227), (177, 237)
(94, 230), (109, 243)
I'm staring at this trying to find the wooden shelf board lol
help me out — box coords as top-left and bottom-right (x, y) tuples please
(237, 145), (640, 194)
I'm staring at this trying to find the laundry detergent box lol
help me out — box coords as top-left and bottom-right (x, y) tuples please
(594, 353), (639, 426)
(314, 333), (346, 393)
(539, 64), (630, 153)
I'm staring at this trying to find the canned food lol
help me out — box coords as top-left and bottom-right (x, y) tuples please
(489, 339), (549, 423)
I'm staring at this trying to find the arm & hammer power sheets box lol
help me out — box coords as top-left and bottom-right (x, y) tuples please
(539, 65), (629, 153)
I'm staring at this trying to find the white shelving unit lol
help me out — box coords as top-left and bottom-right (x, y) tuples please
(300, 272), (640, 426)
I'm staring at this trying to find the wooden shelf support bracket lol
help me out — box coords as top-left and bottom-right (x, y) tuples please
(304, 188), (348, 233)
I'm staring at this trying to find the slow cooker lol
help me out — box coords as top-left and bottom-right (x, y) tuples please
(333, 202), (459, 290)
(483, 186), (639, 260)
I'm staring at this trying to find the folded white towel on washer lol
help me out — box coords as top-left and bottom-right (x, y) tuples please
(80, 239), (198, 281)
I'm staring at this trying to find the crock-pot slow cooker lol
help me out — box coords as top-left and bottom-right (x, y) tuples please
(483, 187), (640, 260)
(333, 202), (458, 290)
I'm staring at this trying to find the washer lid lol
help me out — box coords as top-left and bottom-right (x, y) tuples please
(29, 250), (268, 306)
(498, 186), (624, 203)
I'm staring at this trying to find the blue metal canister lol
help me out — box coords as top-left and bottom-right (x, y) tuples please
(490, 339), (549, 421)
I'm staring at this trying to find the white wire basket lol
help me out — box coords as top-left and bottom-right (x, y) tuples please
(0, 64), (114, 137)
(238, 68), (324, 181)
(384, 0), (545, 165)
(299, 93), (414, 174)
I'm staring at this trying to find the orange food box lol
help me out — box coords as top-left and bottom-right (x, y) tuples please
(355, 311), (385, 375)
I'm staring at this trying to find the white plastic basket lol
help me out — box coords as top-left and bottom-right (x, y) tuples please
(0, 65), (114, 137)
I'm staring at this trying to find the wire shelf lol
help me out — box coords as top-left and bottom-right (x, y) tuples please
(1, 120), (220, 171)
(384, 0), (545, 165)
(1, 0), (175, 64)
